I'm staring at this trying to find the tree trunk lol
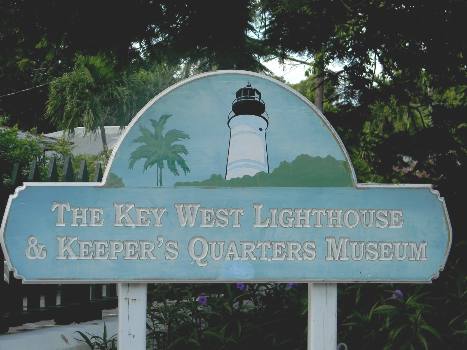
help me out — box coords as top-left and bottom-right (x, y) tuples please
(314, 71), (324, 113)
(156, 167), (159, 187)
(99, 123), (108, 153)
(159, 166), (163, 187)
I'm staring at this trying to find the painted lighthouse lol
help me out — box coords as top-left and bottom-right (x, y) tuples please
(225, 83), (269, 180)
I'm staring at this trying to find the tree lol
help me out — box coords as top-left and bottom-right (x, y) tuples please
(260, 2), (466, 348)
(0, 123), (44, 214)
(140, 0), (265, 71)
(45, 54), (178, 152)
(129, 114), (190, 186)
(123, 63), (179, 120)
(0, 125), (43, 184)
(260, 0), (465, 96)
(1, 1), (268, 132)
(45, 54), (127, 152)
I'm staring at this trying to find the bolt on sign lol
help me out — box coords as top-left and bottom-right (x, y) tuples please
(1, 71), (452, 283)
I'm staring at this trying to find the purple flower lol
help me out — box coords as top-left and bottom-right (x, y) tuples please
(286, 283), (298, 290)
(390, 289), (404, 301)
(235, 283), (246, 291)
(196, 294), (208, 305)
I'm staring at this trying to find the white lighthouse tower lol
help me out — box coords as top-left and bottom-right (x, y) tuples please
(226, 83), (269, 180)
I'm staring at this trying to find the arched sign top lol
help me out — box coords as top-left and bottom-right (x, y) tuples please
(104, 71), (357, 189)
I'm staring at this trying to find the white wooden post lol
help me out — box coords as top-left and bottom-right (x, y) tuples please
(118, 283), (147, 349)
(307, 283), (337, 350)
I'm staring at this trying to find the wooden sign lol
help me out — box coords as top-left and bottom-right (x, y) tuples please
(1, 71), (451, 284)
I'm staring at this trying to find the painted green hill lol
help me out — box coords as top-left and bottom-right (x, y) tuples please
(105, 172), (125, 187)
(176, 154), (353, 187)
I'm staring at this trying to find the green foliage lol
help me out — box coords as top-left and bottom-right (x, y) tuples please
(72, 153), (108, 181)
(105, 173), (125, 188)
(48, 136), (74, 161)
(333, 77), (467, 348)
(123, 63), (178, 119)
(45, 54), (126, 151)
(42, 152), (107, 183)
(177, 154), (353, 187)
(0, 126), (43, 187)
(138, 1), (264, 71)
(147, 283), (307, 350)
(292, 73), (341, 114)
(129, 114), (190, 186)
(45, 55), (178, 152)
(0, 1), (265, 131)
(338, 282), (467, 349)
(260, 0), (465, 95)
(0, 115), (9, 127)
(0, 126), (108, 187)
(74, 323), (116, 350)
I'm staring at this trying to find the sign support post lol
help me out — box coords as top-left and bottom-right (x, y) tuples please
(118, 283), (147, 349)
(308, 283), (337, 350)
(307, 86), (337, 350)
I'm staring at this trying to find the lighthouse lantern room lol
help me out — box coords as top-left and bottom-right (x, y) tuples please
(226, 83), (269, 180)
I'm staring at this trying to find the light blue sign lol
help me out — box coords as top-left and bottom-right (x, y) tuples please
(1, 71), (452, 283)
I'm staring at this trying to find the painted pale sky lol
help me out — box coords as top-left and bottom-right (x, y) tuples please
(108, 72), (349, 187)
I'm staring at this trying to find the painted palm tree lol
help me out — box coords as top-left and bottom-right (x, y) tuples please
(129, 114), (190, 186)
